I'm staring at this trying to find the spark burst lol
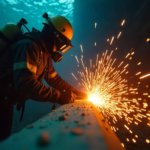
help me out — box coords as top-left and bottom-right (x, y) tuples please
(71, 19), (150, 148)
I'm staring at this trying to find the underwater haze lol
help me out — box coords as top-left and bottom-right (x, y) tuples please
(1, 0), (150, 149)
(0, 0), (75, 134)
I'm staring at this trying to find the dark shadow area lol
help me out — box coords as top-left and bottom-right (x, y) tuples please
(12, 99), (61, 134)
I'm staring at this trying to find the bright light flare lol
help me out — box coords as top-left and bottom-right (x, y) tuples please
(88, 93), (105, 105)
(72, 18), (150, 144)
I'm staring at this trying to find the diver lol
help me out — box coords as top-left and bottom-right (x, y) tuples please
(0, 13), (87, 141)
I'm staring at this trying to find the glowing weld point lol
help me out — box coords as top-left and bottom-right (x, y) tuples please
(88, 94), (104, 105)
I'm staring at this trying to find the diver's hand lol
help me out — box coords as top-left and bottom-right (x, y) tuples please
(73, 90), (88, 99)
(57, 91), (76, 105)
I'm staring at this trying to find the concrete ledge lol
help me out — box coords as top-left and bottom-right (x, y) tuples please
(0, 100), (125, 150)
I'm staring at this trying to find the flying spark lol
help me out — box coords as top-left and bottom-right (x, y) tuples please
(117, 32), (122, 39)
(95, 22), (97, 28)
(71, 73), (78, 81)
(125, 53), (130, 58)
(137, 62), (141, 65)
(135, 72), (141, 76)
(110, 36), (114, 45)
(72, 19), (150, 148)
(121, 20), (125, 26)
(140, 73), (150, 79)
(72, 48), (150, 146)
(75, 55), (79, 64)
(146, 38), (150, 42)
(80, 45), (83, 53)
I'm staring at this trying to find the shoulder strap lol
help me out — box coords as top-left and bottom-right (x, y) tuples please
(14, 33), (42, 51)
(19, 34), (49, 81)
(0, 31), (11, 43)
(16, 34), (44, 69)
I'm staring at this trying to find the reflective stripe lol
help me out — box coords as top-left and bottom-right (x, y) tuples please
(13, 62), (37, 73)
(48, 71), (57, 78)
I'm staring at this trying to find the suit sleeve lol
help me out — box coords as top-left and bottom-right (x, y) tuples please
(12, 41), (59, 102)
(44, 58), (77, 92)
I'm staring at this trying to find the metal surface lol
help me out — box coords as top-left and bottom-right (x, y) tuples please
(0, 100), (125, 150)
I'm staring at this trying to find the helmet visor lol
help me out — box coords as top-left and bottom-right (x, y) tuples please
(56, 32), (73, 53)
(42, 16), (73, 53)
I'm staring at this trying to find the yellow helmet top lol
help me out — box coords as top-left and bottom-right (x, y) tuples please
(43, 15), (73, 41)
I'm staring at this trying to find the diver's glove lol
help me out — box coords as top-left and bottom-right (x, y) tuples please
(57, 90), (76, 105)
(72, 89), (88, 99)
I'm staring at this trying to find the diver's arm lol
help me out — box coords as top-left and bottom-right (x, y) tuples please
(44, 58), (76, 91)
(45, 73), (77, 92)
(45, 73), (87, 99)
(44, 59), (88, 99)
(12, 41), (60, 102)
